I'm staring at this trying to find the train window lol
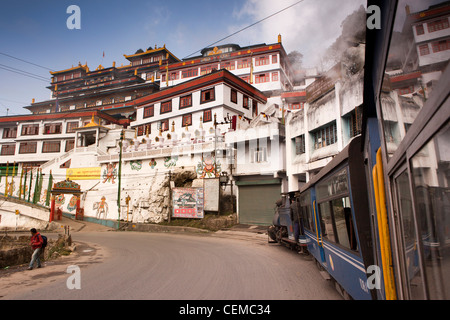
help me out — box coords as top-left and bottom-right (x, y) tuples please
(316, 167), (348, 200)
(379, 0), (449, 160)
(394, 170), (425, 299)
(299, 191), (314, 232)
(332, 197), (358, 251)
(319, 202), (335, 242)
(411, 124), (450, 299)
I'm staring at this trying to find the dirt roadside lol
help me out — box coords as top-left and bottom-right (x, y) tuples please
(0, 239), (110, 300)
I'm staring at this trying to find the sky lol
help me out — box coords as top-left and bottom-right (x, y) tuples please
(0, 0), (434, 116)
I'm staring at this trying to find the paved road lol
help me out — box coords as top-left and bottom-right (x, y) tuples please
(1, 225), (342, 300)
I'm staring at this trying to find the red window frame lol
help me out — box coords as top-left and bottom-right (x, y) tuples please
(66, 121), (79, 133)
(21, 124), (39, 136)
(182, 114), (192, 127)
(1, 144), (16, 155)
(65, 140), (75, 152)
(243, 96), (249, 109)
(432, 39), (450, 53)
(19, 142), (37, 154)
(200, 64), (218, 75)
(44, 123), (62, 135)
(419, 44), (430, 56)
(203, 109), (212, 122)
(231, 89), (237, 103)
(237, 59), (250, 69)
(182, 68), (198, 79)
(180, 95), (192, 109)
(201, 88), (215, 103)
(143, 105), (154, 118)
(160, 100), (172, 114)
(160, 119), (169, 132)
(42, 141), (61, 153)
(2, 127), (17, 138)
(272, 72), (279, 82)
(427, 18), (449, 33)
(255, 55), (269, 66)
(222, 61), (235, 71)
(416, 24), (424, 35)
(255, 73), (270, 83)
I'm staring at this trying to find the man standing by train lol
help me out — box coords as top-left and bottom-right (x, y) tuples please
(27, 228), (43, 270)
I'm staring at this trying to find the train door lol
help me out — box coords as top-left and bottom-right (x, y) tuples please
(310, 188), (326, 266)
(391, 165), (425, 299)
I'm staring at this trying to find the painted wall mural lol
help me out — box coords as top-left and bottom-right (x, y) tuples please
(102, 163), (117, 184)
(197, 154), (221, 178)
(93, 196), (109, 219)
(130, 160), (142, 171)
(55, 194), (65, 209)
(67, 195), (79, 212)
(164, 156), (178, 168)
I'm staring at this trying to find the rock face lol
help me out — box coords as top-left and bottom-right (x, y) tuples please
(130, 168), (200, 224)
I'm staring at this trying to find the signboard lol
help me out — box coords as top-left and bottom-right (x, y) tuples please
(172, 187), (204, 219)
(203, 178), (219, 212)
(66, 167), (101, 180)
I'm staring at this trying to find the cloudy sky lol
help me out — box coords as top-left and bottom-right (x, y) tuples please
(4, 0), (442, 116)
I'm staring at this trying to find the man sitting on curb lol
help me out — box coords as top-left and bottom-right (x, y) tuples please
(28, 228), (43, 270)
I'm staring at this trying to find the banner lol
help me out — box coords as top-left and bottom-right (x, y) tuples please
(172, 187), (204, 219)
(66, 167), (101, 180)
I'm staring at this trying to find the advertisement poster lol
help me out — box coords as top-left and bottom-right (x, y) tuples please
(172, 187), (204, 219)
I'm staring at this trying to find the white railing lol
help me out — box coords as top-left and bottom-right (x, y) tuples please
(97, 141), (225, 163)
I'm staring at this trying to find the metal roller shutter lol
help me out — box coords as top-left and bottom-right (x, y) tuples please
(238, 183), (281, 226)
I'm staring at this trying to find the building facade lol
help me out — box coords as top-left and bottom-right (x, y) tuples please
(0, 37), (317, 227)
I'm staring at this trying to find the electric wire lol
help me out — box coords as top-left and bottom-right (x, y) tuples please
(0, 65), (49, 82)
(0, 63), (49, 81)
(0, 51), (54, 71)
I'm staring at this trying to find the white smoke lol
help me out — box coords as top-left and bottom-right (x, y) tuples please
(229, 0), (367, 68)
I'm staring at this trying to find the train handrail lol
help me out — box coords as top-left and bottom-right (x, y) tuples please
(372, 148), (397, 300)
(313, 200), (323, 247)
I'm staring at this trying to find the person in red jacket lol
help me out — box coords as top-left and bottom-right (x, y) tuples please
(28, 228), (43, 270)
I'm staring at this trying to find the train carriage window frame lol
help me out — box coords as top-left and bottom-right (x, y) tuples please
(316, 166), (359, 252)
(299, 190), (314, 232)
(377, 1), (449, 164)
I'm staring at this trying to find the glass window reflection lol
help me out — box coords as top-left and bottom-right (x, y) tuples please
(380, 1), (450, 158)
(411, 124), (450, 299)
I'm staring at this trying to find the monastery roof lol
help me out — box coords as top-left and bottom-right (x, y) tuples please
(0, 110), (119, 125)
(134, 69), (267, 108)
(123, 46), (180, 62)
(50, 63), (89, 75)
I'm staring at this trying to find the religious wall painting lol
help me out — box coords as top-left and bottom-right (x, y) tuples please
(130, 160), (142, 171)
(149, 158), (157, 169)
(196, 154), (221, 178)
(40, 189), (48, 204)
(164, 156), (178, 168)
(5, 180), (15, 196)
(55, 194), (65, 209)
(67, 195), (79, 212)
(93, 196), (109, 219)
(102, 163), (117, 184)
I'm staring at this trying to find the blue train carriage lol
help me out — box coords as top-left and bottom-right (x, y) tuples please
(299, 136), (376, 300)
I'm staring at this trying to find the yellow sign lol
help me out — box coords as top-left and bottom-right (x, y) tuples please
(66, 167), (101, 180)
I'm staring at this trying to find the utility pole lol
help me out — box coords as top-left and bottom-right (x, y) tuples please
(117, 130), (124, 229)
